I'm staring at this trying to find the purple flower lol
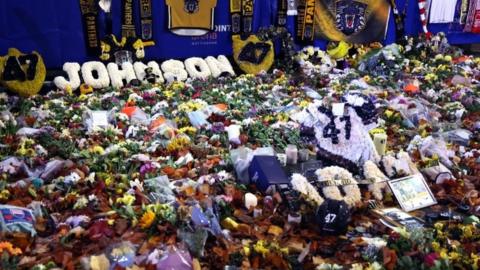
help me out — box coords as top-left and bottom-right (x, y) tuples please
(140, 162), (155, 175)
(211, 122), (225, 133)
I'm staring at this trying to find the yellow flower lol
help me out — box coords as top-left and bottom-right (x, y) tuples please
(425, 73), (438, 82)
(78, 94), (89, 101)
(434, 222), (444, 231)
(471, 253), (479, 270)
(299, 100), (310, 108)
(431, 241), (440, 252)
(163, 90), (174, 99)
(166, 136), (191, 152)
(253, 241), (269, 257)
(0, 189), (10, 200)
(439, 249), (449, 260)
(363, 75), (371, 83)
(276, 112), (289, 122)
(139, 210), (156, 229)
(170, 81), (185, 91)
(462, 225), (473, 239)
(116, 194), (135, 206)
(178, 126), (197, 135)
(449, 251), (460, 261)
(90, 145), (105, 155)
(0, 242), (22, 256)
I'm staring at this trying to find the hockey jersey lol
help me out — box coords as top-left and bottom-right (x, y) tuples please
(166, 0), (217, 36)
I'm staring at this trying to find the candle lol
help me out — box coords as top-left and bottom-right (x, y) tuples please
(373, 133), (387, 156)
(244, 192), (258, 210)
(298, 149), (309, 162)
(285, 144), (298, 165)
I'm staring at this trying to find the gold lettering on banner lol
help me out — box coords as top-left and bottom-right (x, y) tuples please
(305, 0), (315, 24)
(124, 0), (133, 25)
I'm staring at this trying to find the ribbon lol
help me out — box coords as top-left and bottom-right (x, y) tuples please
(296, 0), (315, 43)
(79, 0), (100, 56)
(139, 0), (153, 41)
(122, 0), (136, 38)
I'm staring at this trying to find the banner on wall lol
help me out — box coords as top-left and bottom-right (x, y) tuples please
(314, 0), (390, 43)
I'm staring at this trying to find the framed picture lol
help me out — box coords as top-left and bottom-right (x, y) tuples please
(371, 207), (425, 230)
(387, 173), (437, 212)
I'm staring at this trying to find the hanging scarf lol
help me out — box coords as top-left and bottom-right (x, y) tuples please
(417, 0), (431, 38)
(460, 0), (470, 24)
(242, 0), (255, 34)
(139, 0), (153, 41)
(230, 0), (242, 34)
(296, 0), (315, 43)
(122, 0), (136, 38)
(99, 0), (113, 35)
(277, 0), (288, 27)
(465, 0), (480, 32)
(79, 0), (100, 56)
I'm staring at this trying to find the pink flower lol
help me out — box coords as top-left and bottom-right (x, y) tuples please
(424, 252), (439, 267)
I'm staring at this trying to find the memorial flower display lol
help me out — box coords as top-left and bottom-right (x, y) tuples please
(0, 33), (479, 269)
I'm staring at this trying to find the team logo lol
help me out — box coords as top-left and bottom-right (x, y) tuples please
(335, 0), (367, 35)
(232, 35), (274, 74)
(184, 0), (199, 13)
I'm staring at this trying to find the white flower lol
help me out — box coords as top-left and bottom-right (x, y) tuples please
(291, 174), (324, 206)
(185, 57), (212, 79)
(363, 160), (389, 201)
(316, 166), (361, 207)
(129, 179), (144, 192)
(81, 61), (110, 89)
(54, 62), (82, 91)
(73, 196), (88, 209)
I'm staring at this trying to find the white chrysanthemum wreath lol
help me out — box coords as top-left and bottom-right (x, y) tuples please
(291, 174), (324, 206)
(315, 166), (362, 208)
(363, 160), (390, 201)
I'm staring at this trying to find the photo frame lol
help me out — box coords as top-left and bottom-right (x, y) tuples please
(387, 173), (437, 212)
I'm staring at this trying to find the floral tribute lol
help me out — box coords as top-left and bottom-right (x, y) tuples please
(0, 33), (479, 269)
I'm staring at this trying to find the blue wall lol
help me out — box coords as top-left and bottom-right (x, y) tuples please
(1, 0), (477, 69)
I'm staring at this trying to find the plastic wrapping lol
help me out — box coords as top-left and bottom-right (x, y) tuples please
(157, 246), (193, 270)
(83, 109), (116, 132)
(106, 241), (136, 269)
(188, 111), (209, 128)
(418, 136), (455, 168)
(226, 124), (241, 145)
(144, 176), (176, 203)
(421, 163), (454, 184)
(178, 227), (208, 258)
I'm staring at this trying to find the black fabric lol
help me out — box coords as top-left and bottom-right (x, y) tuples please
(121, 0), (136, 38)
(237, 41), (271, 64)
(79, 0), (100, 56)
(139, 0), (153, 41)
(277, 0), (287, 27)
(296, 0), (315, 44)
(315, 199), (351, 235)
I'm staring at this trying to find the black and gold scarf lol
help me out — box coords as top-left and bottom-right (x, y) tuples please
(79, 0), (100, 55)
